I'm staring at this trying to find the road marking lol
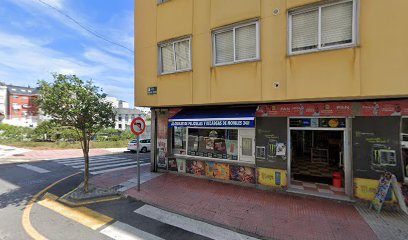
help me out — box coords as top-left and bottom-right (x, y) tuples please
(135, 205), (259, 240)
(69, 159), (135, 168)
(22, 172), (81, 240)
(0, 178), (20, 194)
(55, 157), (120, 164)
(65, 158), (132, 166)
(100, 221), (164, 240)
(38, 193), (113, 230)
(91, 163), (150, 175)
(17, 164), (50, 173)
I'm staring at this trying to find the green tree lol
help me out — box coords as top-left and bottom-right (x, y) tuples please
(37, 74), (115, 192)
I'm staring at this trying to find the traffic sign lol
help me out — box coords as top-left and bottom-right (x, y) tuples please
(130, 117), (146, 136)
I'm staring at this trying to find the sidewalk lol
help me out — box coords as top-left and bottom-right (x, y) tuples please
(4, 148), (122, 160)
(91, 170), (385, 240)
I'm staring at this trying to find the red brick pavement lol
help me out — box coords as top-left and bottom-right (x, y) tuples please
(9, 148), (111, 160)
(126, 174), (378, 240)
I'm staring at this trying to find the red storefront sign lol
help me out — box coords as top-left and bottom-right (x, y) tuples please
(360, 100), (408, 116)
(256, 102), (353, 117)
(168, 108), (183, 119)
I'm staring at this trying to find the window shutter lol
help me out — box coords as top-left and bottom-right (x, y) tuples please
(215, 30), (234, 64)
(291, 10), (318, 52)
(161, 44), (175, 73)
(321, 1), (353, 47)
(175, 40), (190, 70)
(235, 24), (257, 61)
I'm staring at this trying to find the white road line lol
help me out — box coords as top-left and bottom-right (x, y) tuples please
(66, 158), (151, 168)
(69, 159), (135, 168)
(0, 179), (20, 194)
(76, 161), (137, 171)
(91, 163), (150, 175)
(17, 164), (50, 174)
(100, 221), (164, 240)
(55, 157), (119, 164)
(134, 205), (259, 240)
(62, 158), (130, 166)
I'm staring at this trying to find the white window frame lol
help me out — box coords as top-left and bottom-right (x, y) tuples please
(288, 0), (358, 55)
(212, 20), (260, 67)
(158, 37), (192, 75)
(157, 0), (169, 4)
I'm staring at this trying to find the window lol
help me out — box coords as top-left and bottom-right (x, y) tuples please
(172, 127), (187, 154)
(289, 0), (356, 54)
(13, 95), (18, 99)
(125, 114), (129, 121)
(118, 115), (122, 121)
(157, 0), (169, 4)
(213, 21), (259, 66)
(159, 38), (191, 74)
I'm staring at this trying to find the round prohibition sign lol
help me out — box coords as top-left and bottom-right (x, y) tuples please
(130, 117), (146, 136)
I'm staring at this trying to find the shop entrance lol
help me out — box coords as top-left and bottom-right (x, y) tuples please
(288, 117), (348, 197)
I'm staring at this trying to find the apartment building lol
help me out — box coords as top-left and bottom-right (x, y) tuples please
(135, 0), (408, 201)
(4, 85), (39, 127)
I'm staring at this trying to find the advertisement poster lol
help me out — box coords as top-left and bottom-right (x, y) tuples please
(206, 162), (230, 180)
(186, 160), (205, 176)
(229, 165), (256, 184)
(354, 178), (395, 202)
(156, 111), (168, 170)
(168, 158), (178, 171)
(257, 168), (287, 187)
(256, 102), (353, 117)
(176, 159), (186, 173)
(225, 139), (238, 159)
(352, 117), (402, 180)
(255, 117), (287, 169)
(359, 100), (408, 116)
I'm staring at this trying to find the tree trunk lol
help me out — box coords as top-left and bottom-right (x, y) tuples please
(82, 131), (89, 193)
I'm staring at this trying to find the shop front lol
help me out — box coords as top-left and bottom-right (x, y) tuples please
(256, 102), (353, 199)
(152, 99), (408, 201)
(158, 107), (259, 185)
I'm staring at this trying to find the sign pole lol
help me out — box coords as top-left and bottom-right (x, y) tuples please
(137, 134), (140, 192)
(130, 117), (146, 193)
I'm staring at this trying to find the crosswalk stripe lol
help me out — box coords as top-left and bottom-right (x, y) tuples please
(91, 163), (150, 175)
(100, 221), (164, 240)
(77, 161), (138, 171)
(56, 156), (119, 164)
(68, 159), (136, 168)
(17, 164), (50, 174)
(62, 158), (130, 166)
(134, 205), (259, 240)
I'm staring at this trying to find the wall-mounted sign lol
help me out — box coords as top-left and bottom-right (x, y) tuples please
(256, 102), (353, 117)
(169, 119), (254, 128)
(359, 100), (408, 116)
(147, 86), (157, 95)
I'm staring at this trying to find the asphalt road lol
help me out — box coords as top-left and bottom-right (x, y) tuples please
(0, 152), (216, 240)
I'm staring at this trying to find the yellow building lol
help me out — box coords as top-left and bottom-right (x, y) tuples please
(136, 0), (408, 201)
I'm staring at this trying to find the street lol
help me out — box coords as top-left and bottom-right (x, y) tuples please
(0, 152), (257, 240)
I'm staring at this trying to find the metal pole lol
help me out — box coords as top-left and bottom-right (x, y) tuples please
(137, 134), (140, 191)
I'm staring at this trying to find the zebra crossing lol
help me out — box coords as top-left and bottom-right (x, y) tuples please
(53, 153), (151, 175)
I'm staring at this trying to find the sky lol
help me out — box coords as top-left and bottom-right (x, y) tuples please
(0, 0), (135, 106)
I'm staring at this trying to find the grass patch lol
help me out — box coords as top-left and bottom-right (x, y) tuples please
(0, 140), (130, 150)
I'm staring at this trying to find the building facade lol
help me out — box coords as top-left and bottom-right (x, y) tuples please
(0, 83), (7, 119)
(135, 0), (408, 201)
(4, 85), (40, 127)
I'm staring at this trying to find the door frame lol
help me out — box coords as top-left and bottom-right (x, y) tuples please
(239, 129), (255, 162)
(287, 117), (352, 197)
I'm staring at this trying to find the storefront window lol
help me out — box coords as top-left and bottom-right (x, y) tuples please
(184, 128), (239, 160)
(172, 127), (186, 154)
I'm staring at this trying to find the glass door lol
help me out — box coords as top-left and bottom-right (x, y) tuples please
(239, 129), (255, 162)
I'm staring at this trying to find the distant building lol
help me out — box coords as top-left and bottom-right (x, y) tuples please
(3, 85), (40, 127)
(0, 83), (7, 119)
(106, 96), (148, 131)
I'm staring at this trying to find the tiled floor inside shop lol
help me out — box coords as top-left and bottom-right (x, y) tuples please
(290, 180), (346, 197)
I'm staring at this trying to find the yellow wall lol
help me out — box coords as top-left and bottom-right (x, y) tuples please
(135, 0), (408, 107)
